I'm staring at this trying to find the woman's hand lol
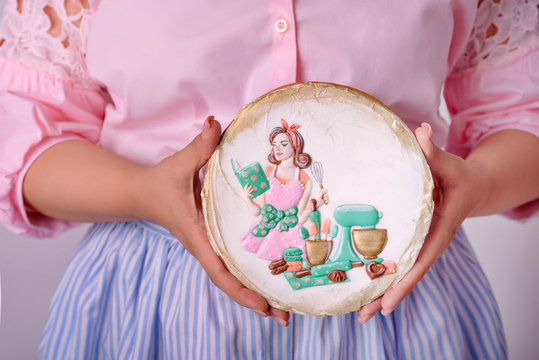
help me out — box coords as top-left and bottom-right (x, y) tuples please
(242, 184), (262, 216)
(135, 116), (290, 326)
(314, 187), (329, 207)
(24, 115), (290, 326)
(357, 122), (491, 323)
(243, 184), (255, 199)
(356, 126), (538, 323)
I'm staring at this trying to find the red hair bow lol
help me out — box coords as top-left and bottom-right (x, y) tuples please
(280, 119), (301, 148)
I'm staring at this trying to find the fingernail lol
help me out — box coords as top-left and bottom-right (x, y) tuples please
(357, 315), (373, 324)
(255, 310), (268, 317)
(275, 318), (289, 327)
(203, 115), (214, 132)
(381, 309), (393, 316)
(421, 122), (432, 138)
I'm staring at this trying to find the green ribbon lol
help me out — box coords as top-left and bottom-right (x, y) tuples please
(251, 204), (298, 237)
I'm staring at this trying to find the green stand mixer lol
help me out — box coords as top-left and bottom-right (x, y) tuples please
(292, 204), (387, 286)
(329, 204), (383, 263)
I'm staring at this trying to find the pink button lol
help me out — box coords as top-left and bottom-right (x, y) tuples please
(275, 18), (289, 33)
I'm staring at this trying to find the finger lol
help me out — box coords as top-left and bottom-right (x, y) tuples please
(182, 116), (222, 171)
(379, 214), (458, 315)
(268, 306), (290, 327)
(414, 123), (440, 163)
(193, 238), (270, 314)
(357, 297), (382, 323)
(177, 218), (270, 315)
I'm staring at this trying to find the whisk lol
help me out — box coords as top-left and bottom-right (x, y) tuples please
(310, 161), (328, 205)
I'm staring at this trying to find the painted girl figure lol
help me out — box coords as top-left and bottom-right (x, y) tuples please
(241, 119), (328, 260)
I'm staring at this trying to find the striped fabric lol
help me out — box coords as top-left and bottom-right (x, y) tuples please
(38, 221), (506, 360)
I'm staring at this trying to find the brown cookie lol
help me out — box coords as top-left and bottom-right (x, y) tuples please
(295, 269), (312, 278)
(268, 259), (286, 270)
(328, 270), (346, 283)
(270, 264), (288, 275)
(366, 262), (386, 280)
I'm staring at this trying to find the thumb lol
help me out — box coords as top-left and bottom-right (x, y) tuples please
(415, 123), (442, 166)
(183, 116), (222, 170)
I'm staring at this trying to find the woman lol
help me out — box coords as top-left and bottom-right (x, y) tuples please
(0, 0), (537, 358)
(241, 119), (328, 260)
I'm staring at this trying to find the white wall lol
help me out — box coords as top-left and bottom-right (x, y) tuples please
(0, 1), (538, 359)
(464, 216), (539, 359)
(0, 225), (91, 359)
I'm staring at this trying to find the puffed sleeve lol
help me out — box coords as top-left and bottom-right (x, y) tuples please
(0, 0), (108, 236)
(444, 0), (539, 221)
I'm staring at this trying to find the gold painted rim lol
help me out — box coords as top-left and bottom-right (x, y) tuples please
(202, 82), (434, 316)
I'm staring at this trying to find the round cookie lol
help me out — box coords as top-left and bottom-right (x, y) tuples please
(202, 82), (433, 316)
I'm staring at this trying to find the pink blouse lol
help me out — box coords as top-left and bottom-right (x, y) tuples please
(0, 0), (538, 237)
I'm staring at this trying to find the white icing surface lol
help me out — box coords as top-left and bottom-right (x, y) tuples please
(203, 83), (433, 316)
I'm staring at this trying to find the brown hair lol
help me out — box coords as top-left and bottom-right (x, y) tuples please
(267, 124), (312, 169)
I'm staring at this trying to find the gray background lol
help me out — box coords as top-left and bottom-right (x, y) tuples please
(0, 1), (538, 359)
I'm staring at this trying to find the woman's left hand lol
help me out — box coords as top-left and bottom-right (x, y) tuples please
(314, 187), (329, 207)
(357, 123), (491, 323)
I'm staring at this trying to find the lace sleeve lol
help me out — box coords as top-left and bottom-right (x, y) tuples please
(452, 0), (539, 75)
(0, 0), (108, 236)
(0, 0), (95, 87)
(444, 0), (539, 221)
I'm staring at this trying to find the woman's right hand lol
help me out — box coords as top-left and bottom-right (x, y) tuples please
(23, 115), (289, 326)
(243, 184), (255, 200)
(242, 184), (262, 215)
(132, 116), (289, 326)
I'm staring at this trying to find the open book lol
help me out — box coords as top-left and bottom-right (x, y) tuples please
(231, 159), (270, 199)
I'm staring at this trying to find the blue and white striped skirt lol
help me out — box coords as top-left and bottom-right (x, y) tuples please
(38, 221), (507, 359)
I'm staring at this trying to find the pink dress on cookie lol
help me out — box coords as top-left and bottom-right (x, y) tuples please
(241, 166), (306, 260)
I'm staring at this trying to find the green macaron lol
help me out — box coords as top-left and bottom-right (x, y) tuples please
(283, 247), (303, 262)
